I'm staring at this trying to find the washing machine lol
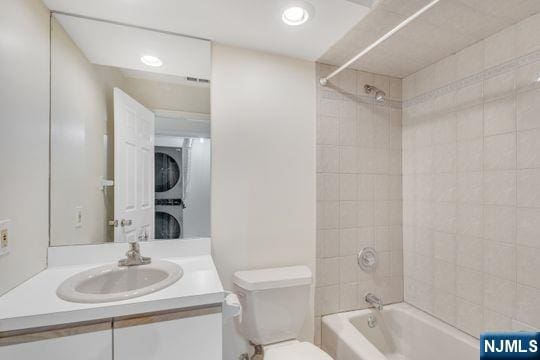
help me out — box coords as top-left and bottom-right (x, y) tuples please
(154, 146), (184, 239)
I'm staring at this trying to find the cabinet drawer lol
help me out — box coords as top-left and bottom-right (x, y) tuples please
(113, 305), (222, 360)
(0, 322), (112, 360)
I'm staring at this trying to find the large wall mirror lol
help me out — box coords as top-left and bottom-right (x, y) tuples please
(50, 14), (211, 246)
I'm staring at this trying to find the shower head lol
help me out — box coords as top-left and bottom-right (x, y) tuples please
(364, 84), (386, 102)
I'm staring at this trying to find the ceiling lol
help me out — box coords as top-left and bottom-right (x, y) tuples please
(54, 14), (211, 80)
(320, 0), (540, 77)
(43, 0), (373, 61)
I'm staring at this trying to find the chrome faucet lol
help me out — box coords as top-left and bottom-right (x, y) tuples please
(365, 292), (383, 311)
(118, 242), (151, 267)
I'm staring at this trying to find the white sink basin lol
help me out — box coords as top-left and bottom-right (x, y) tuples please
(57, 260), (183, 303)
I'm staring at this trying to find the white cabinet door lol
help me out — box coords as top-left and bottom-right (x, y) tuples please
(113, 88), (155, 243)
(0, 329), (112, 360)
(114, 310), (222, 360)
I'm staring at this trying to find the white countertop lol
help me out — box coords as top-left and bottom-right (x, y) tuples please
(0, 255), (225, 332)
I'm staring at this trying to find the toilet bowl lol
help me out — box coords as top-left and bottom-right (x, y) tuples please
(233, 266), (332, 360)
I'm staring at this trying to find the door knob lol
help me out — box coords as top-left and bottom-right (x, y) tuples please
(120, 219), (133, 227)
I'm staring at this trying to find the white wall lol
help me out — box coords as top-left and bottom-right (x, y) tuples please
(155, 116), (210, 138)
(211, 44), (316, 358)
(0, 0), (50, 295)
(183, 139), (211, 238)
(123, 76), (210, 115)
(50, 18), (126, 245)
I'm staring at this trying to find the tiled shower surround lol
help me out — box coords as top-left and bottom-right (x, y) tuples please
(315, 64), (403, 344)
(402, 14), (540, 337)
(316, 11), (540, 344)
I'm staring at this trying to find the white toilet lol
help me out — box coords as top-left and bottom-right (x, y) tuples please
(233, 266), (332, 360)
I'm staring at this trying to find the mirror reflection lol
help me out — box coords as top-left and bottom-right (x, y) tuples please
(50, 14), (211, 246)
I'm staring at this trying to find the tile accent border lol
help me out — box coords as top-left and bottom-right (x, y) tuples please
(404, 49), (540, 108)
(319, 85), (402, 110)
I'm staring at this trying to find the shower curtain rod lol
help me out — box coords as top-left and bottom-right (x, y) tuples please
(319, 0), (442, 86)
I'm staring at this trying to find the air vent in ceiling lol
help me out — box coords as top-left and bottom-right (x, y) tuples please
(186, 76), (210, 84)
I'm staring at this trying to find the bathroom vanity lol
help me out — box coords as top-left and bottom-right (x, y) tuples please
(0, 239), (224, 359)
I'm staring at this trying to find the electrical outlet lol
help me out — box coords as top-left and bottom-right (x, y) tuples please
(75, 206), (83, 228)
(0, 219), (11, 257)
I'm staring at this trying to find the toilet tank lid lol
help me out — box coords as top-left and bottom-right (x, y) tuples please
(233, 266), (312, 291)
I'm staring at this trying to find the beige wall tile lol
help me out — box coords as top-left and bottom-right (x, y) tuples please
(317, 173), (339, 201)
(316, 67), (403, 318)
(317, 116), (339, 145)
(483, 205), (516, 243)
(457, 139), (483, 172)
(483, 133), (516, 171)
(484, 97), (516, 136)
(456, 266), (483, 305)
(456, 41), (484, 79)
(317, 145), (339, 173)
(483, 241), (516, 281)
(483, 170), (517, 206)
(457, 298), (483, 337)
(517, 128), (540, 169)
(516, 246), (540, 289)
(484, 25), (516, 69)
(517, 89), (540, 131)
(517, 169), (540, 207)
(484, 309), (512, 332)
(516, 284), (540, 328)
(517, 208), (540, 248)
(483, 275), (516, 317)
(515, 12), (540, 57)
(339, 173), (357, 200)
(484, 71), (515, 101)
(457, 105), (484, 141)
(402, 14), (540, 337)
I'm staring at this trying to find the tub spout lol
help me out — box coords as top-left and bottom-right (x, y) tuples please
(365, 292), (383, 311)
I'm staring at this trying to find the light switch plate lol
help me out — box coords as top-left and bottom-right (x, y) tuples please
(0, 219), (11, 257)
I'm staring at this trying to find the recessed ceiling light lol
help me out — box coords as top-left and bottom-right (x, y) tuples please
(140, 55), (163, 67)
(282, 6), (310, 26)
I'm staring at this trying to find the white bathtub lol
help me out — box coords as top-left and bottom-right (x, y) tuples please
(322, 303), (479, 360)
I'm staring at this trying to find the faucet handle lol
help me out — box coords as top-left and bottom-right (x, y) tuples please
(126, 241), (140, 258)
(137, 228), (149, 242)
(358, 247), (378, 272)
(119, 241), (150, 267)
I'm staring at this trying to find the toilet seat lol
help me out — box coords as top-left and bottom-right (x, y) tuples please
(263, 340), (332, 360)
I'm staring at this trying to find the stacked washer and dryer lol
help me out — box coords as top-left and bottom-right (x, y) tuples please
(154, 146), (185, 239)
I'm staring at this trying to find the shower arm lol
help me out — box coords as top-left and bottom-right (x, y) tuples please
(319, 0), (442, 86)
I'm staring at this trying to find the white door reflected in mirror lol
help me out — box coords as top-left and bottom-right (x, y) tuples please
(113, 88), (155, 243)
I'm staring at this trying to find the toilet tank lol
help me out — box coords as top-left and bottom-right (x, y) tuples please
(233, 266), (312, 345)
